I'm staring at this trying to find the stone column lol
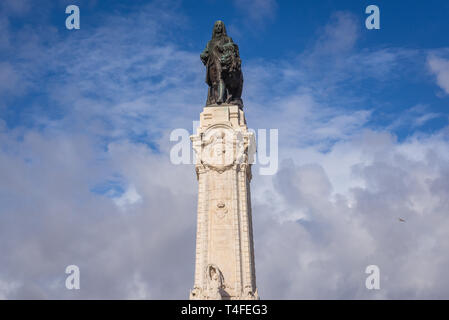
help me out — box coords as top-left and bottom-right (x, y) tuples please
(189, 105), (258, 300)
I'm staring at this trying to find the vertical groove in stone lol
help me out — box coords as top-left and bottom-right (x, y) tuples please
(193, 169), (203, 288)
(202, 169), (209, 290)
(246, 172), (257, 290)
(240, 165), (252, 292)
(232, 167), (242, 295)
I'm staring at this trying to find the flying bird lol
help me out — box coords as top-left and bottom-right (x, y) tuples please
(398, 218), (406, 222)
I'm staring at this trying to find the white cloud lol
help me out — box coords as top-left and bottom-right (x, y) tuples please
(428, 55), (449, 94)
(233, 0), (278, 23)
(314, 11), (359, 54)
(113, 185), (142, 209)
(0, 0), (30, 16)
(0, 279), (20, 299)
(253, 128), (449, 298)
(0, 62), (21, 95)
(388, 104), (443, 131)
(1, 4), (449, 300)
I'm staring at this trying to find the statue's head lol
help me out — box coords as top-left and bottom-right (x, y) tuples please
(212, 20), (227, 38)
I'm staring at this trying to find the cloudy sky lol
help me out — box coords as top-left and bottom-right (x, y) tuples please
(1, 0), (449, 299)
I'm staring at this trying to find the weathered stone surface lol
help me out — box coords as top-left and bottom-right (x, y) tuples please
(189, 105), (258, 300)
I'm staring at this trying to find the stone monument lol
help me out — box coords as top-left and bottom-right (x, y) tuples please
(189, 21), (258, 300)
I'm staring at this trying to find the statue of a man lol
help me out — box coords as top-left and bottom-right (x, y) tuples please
(201, 20), (243, 108)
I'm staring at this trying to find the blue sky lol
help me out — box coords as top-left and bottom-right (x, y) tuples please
(1, 0), (449, 299)
(2, 0), (449, 141)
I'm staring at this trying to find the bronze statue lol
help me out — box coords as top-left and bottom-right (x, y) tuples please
(201, 21), (243, 108)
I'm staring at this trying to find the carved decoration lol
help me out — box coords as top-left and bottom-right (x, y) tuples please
(215, 201), (228, 219)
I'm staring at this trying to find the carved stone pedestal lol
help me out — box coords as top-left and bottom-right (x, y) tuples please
(189, 105), (258, 300)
